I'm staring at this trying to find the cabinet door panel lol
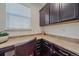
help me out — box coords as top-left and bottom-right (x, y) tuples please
(27, 40), (36, 56)
(15, 39), (36, 56)
(15, 43), (28, 56)
(40, 10), (45, 26)
(60, 3), (75, 21)
(50, 3), (60, 24)
(40, 4), (50, 26)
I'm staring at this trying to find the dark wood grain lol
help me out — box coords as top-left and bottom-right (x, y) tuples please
(15, 39), (36, 56)
(40, 3), (50, 26)
(50, 3), (60, 24)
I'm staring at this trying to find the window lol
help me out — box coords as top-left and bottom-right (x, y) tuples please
(6, 3), (31, 30)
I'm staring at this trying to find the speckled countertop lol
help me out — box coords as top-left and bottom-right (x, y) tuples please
(0, 34), (79, 55)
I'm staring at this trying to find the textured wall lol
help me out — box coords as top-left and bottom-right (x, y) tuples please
(43, 22), (79, 39)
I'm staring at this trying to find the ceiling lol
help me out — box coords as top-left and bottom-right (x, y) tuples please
(30, 3), (45, 7)
(21, 3), (45, 7)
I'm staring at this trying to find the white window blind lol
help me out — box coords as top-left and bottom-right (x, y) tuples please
(6, 3), (31, 30)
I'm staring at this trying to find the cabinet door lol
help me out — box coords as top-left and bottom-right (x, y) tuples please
(27, 40), (36, 56)
(15, 43), (26, 56)
(40, 9), (45, 26)
(60, 3), (76, 21)
(40, 3), (50, 26)
(15, 40), (36, 56)
(50, 3), (60, 24)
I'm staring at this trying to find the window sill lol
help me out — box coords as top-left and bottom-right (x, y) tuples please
(5, 29), (32, 31)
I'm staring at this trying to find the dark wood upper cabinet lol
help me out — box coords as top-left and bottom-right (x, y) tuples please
(40, 3), (79, 26)
(40, 3), (50, 26)
(50, 3), (60, 24)
(60, 3), (79, 21)
(40, 9), (45, 26)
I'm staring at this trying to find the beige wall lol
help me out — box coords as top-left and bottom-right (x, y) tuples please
(43, 22), (79, 39)
(0, 3), (42, 37)
(0, 3), (5, 32)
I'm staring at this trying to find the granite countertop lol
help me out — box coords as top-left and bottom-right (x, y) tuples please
(0, 34), (79, 55)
